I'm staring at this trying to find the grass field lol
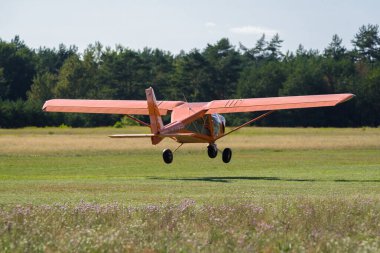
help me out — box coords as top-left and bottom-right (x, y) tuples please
(0, 127), (380, 252)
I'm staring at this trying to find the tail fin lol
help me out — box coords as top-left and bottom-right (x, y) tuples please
(146, 87), (164, 144)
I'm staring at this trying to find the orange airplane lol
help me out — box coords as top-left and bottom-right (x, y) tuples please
(43, 87), (354, 164)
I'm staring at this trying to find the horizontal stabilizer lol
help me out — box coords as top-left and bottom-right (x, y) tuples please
(109, 134), (155, 138)
(109, 133), (196, 138)
(159, 133), (196, 137)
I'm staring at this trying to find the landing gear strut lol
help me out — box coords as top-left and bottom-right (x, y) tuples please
(207, 144), (218, 158)
(162, 149), (173, 164)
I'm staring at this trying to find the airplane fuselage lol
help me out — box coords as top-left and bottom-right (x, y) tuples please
(170, 113), (225, 143)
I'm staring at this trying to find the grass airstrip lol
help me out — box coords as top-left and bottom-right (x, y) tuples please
(0, 127), (379, 252)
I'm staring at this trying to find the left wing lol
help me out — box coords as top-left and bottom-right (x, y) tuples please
(42, 99), (184, 115)
(204, 93), (354, 114)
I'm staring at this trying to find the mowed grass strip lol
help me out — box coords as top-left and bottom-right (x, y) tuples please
(1, 127), (379, 155)
(0, 127), (379, 252)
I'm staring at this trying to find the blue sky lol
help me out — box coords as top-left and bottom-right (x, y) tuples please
(1, 0), (379, 54)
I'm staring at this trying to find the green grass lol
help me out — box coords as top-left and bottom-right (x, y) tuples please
(0, 127), (379, 252)
(0, 149), (379, 205)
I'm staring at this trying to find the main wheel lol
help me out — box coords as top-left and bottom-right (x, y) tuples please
(163, 149), (173, 164)
(222, 148), (232, 163)
(207, 144), (218, 158)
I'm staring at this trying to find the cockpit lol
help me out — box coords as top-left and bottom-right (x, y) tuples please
(184, 113), (225, 137)
(211, 113), (225, 137)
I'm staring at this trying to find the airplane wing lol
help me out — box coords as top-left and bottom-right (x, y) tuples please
(42, 99), (184, 115)
(43, 93), (354, 116)
(204, 93), (354, 114)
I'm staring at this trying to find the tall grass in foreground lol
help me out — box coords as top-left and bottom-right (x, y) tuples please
(1, 198), (379, 252)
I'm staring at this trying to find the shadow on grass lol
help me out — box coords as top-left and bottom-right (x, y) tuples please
(149, 176), (380, 183)
(334, 179), (380, 183)
(149, 176), (315, 183)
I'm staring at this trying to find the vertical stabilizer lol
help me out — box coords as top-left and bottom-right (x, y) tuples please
(146, 87), (164, 144)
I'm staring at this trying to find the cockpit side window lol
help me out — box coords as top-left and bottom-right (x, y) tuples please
(211, 114), (225, 137)
(184, 116), (211, 136)
(184, 114), (225, 137)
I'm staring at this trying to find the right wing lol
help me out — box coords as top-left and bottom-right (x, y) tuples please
(42, 99), (184, 115)
(204, 93), (354, 114)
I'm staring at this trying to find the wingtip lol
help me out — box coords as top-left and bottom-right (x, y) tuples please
(337, 93), (355, 105)
(346, 93), (356, 100)
(42, 100), (49, 111)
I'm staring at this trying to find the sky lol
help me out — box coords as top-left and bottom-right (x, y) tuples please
(1, 0), (380, 54)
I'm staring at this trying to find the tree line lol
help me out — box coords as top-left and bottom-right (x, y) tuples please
(1, 24), (380, 128)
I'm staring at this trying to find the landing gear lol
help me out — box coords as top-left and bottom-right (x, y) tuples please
(222, 148), (232, 163)
(162, 145), (231, 164)
(207, 144), (232, 163)
(207, 144), (218, 158)
(162, 149), (173, 164)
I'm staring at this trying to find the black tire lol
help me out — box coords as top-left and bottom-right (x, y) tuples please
(163, 149), (173, 164)
(222, 148), (232, 163)
(207, 144), (218, 158)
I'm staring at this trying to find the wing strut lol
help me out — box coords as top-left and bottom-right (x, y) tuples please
(125, 114), (150, 127)
(215, 110), (275, 141)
